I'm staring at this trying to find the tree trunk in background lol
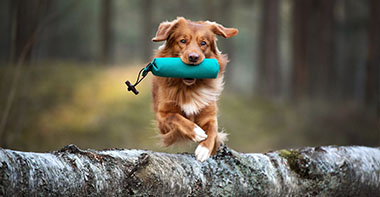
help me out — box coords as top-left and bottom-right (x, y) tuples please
(1, 0), (49, 147)
(366, 0), (379, 110)
(100, 0), (113, 64)
(1, 145), (379, 196)
(220, 0), (235, 84)
(204, 0), (216, 21)
(9, 0), (41, 64)
(291, 0), (310, 99)
(141, 0), (153, 60)
(292, 0), (335, 100)
(178, 0), (190, 18)
(334, 1), (370, 102)
(308, 0), (335, 99)
(259, 0), (280, 97)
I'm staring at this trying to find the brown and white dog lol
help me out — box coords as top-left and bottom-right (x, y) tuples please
(151, 17), (238, 162)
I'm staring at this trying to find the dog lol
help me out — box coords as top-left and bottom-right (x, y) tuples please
(151, 17), (238, 162)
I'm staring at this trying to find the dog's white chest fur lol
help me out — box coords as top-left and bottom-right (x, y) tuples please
(181, 102), (202, 116)
(181, 78), (223, 116)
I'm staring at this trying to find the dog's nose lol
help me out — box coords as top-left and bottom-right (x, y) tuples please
(188, 53), (199, 63)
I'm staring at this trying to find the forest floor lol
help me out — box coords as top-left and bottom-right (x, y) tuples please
(0, 63), (378, 153)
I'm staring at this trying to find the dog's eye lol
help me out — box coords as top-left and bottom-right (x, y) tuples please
(200, 41), (207, 46)
(180, 39), (186, 44)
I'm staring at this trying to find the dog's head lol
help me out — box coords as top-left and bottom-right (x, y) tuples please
(152, 17), (238, 86)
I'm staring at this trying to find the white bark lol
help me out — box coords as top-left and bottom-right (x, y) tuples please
(0, 145), (379, 196)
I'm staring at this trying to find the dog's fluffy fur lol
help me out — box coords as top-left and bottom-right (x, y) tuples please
(151, 17), (238, 162)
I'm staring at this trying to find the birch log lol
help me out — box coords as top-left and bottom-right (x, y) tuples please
(0, 145), (379, 196)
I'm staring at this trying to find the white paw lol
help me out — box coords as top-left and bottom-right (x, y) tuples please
(195, 145), (210, 162)
(193, 125), (208, 142)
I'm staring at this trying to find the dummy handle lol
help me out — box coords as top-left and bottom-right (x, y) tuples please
(125, 80), (139, 95)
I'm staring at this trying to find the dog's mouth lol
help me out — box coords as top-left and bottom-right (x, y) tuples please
(183, 78), (196, 86)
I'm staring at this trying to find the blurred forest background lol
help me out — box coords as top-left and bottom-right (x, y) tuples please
(0, 0), (378, 153)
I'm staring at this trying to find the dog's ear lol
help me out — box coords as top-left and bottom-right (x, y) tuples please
(208, 22), (238, 38)
(152, 17), (186, 42)
(152, 21), (173, 42)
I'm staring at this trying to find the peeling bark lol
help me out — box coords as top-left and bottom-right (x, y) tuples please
(1, 145), (379, 196)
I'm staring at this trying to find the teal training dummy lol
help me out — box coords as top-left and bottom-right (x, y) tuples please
(125, 57), (219, 95)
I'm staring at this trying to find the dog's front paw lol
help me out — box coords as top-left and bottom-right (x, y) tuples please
(195, 144), (210, 162)
(193, 125), (208, 142)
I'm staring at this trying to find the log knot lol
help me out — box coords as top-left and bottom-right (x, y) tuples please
(54, 144), (104, 163)
(279, 149), (318, 179)
(57, 144), (82, 154)
(127, 153), (150, 176)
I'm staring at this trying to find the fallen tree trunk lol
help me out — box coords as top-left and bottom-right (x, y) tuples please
(1, 145), (379, 196)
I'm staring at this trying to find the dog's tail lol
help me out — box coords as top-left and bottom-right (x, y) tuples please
(217, 130), (228, 146)
(211, 130), (228, 155)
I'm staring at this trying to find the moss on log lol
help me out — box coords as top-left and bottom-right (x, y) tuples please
(1, 145), (379, 196)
